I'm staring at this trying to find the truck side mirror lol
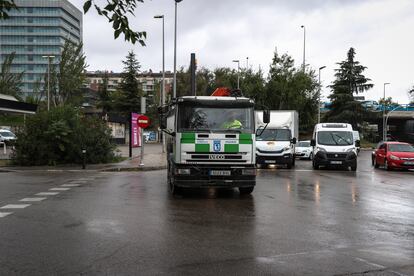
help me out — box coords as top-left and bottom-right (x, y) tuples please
(291, 137), (297, 144)
(263, 110), (270, 124)
(355, 140), (360, 147)
(310, 139), (316, 147)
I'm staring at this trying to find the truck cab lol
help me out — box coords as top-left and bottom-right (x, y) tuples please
(311, 123), (359, 171)
(255, 111), (298, 169)
(160, 96), (268, 195)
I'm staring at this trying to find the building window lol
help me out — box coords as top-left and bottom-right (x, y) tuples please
(28, 46), (33, 52)
(28, 74), (34, 80)
(28, 28), (34, 33)
(28, 55), (34, 61)
(28, 65), (34, 71)
(27, 18), (33, 23)
(27, 7), (33, 13)
(28, 37), (34, 42)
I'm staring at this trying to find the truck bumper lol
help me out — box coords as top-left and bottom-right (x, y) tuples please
(173, 164), (256, 188)
(256, 153), (293, 165)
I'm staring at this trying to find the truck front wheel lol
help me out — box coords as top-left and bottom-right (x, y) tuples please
(239, 187), (254, 195)
(168, 162), (181, 195)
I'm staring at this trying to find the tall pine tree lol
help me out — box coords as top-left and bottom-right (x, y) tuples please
(326, 47), (373, 128)
(115, 50), (143, 115)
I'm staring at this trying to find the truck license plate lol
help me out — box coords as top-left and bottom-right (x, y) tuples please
(264, 160), (276, 164)
(209, 170), (231, 176)
(330, 161), (342, 164)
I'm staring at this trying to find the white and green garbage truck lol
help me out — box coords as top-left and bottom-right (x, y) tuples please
(159, 95), (269, 195)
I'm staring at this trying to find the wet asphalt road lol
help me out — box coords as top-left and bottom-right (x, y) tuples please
(0, 151), (413, 275)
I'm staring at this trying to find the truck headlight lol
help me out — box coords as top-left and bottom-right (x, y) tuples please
(176, 168), (191, 175)
(389, 155), (400, 160)
(242, 168), (256, 175)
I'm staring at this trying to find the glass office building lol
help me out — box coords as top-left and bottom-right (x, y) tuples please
(0, 0), (82, 96)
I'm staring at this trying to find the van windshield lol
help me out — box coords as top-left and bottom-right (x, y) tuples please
(317, 131), (353, 146)
(256, 129), (291, 141)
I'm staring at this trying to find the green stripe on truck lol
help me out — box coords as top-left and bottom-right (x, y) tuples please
(224, 144), (239, 153)
(195, 144), (209, 152)
(239, 133), (252, 144)
(181, 132), (195, 144)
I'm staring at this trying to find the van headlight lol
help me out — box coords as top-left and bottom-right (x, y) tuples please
(346, 148), (355, 152)
(283, 147), (290, 152)
(316, 147), (326, 152)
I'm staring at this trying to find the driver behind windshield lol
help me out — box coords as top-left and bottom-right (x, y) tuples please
(221, 110), (243, 129)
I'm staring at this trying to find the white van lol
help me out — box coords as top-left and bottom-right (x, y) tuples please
(311, 123), (359, 171)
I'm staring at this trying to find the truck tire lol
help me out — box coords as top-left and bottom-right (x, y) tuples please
(168, 162), (181, 195)
(239, 187), (254, 195)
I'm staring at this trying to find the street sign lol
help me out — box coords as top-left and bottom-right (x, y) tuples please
(138, 115), (150, 129)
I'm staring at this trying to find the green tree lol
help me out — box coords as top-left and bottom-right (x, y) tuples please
(240, 68), (266, 105)
(1, 0), (146, 44)
(379, 97), (398, 107)
(97, 71), (112, 112)
(325, 47), (374, 128)
(55, 41), (88, 106)
(264, 50), (319, 131)
(0, 52), (23, 98)
(408, 86), (414, 104)
(114, 50), (142, 115)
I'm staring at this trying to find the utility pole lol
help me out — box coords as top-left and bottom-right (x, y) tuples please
(383, 82), (390, 141)
(173, 0), (183, 99)
(232, 59), (240, 89)
(301, 25), (306, 71)
(318, 66), (326, 123)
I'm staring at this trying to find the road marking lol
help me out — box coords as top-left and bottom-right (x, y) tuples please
(49, 188), (70, 191)
(0, 212), (12, 218)
(69, 180), (87, 184)
(76, 178), (92, 181)
(36, 192), (59, 196)
(61, 184), (80, 187)
(1, 204), (31, 209)
(20, 197), (46, 202)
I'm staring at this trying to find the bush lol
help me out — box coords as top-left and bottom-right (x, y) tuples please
(11, 106), (115, 166)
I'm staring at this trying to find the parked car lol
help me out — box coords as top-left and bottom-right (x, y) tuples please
(295, 140), (313, 160)
(361, 100), (380, 110)
(373, 142), (414, 170)
(371, 141), (384, 166)
(0, 129), (16, 145)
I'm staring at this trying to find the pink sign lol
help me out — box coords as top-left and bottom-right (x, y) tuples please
(131, 113), (141, 147)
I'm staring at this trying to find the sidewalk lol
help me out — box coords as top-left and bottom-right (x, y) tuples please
(0, 143), (167, 172)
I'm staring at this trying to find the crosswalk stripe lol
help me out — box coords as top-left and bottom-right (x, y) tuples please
(0, 212), (12, 218)
(1, 204), (31, 209)
(49, 188), (70, 191)
(20, 197), (47, 202)
(36, 192), (59, 196)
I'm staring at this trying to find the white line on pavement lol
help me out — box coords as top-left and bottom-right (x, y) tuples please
(69, 181), (87, 184)
(61, 184), (80, 187)
(1, 204), (31, 209)
(49, 188), (70, 191)
(0, 212), (12, 218)
(36, 192), (59, 196)
(20, 197), (47, 202)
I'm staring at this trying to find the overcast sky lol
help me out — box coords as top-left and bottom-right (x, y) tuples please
(71, 0), (414, 103)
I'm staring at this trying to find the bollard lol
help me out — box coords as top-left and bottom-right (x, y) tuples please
(82, 149), (86, 169)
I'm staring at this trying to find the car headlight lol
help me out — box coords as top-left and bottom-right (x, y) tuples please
(389, 155), (400, 160)
(316, 147), (326, 152)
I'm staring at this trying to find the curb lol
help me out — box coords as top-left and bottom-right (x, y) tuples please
(101, 165), (167, 172)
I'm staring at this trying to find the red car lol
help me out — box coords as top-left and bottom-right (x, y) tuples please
(373, 142), (414, 170)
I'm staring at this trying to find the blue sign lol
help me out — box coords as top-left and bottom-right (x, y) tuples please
(213, 140), (221, 152)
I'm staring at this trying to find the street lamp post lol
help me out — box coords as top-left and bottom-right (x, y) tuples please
(154, 14), (165, 153)
(382, 82), (390, 141)
(318, 66), (326, 124)
(384, 105), (406, 141)
(42, 55), (55, 111)
(232, 60), (240, 89)
(301, 25), (306, 71)
(246, 57), (249, 69)
(173, 0), (183, 99)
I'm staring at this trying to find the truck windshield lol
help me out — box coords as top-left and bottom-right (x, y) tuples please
(178, 106), (254, 133)
(256, 129), (291, 141)
(317, 131), (353, 146)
